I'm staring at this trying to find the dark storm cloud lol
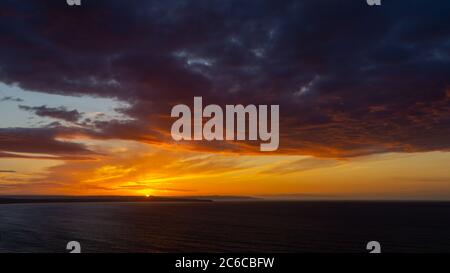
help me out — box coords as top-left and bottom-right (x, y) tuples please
(0, 127), (94, 156)
(18, 105), (83, 122)
(1, 96), (23, 102)
(19, 105), (82, 122)
(0, 0), (449, 157)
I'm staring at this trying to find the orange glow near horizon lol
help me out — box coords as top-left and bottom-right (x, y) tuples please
(1, 137), (449, 200)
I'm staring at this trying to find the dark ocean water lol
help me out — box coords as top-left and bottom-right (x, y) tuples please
(0, 201), (449, 253)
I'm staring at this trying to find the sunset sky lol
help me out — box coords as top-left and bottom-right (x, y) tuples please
(0, 0), (449, 199)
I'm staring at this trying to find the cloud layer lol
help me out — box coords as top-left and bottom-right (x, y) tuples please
(0, 0), (449, 158)
(18, 105), (82, 122)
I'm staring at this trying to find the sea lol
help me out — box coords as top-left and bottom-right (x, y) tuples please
(0, 201), (449, 253)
